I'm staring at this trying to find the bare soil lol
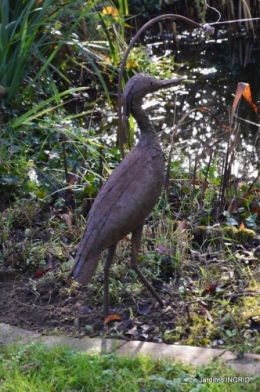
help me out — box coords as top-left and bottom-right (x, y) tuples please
(0, 270), (180, 342)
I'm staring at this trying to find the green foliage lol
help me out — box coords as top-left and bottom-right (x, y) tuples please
(0, 0), (61, 103)
(193, 0), (207, 23)
(0, 0), (133, 207)
(0, 342), (258, 391)
(1, 0), (260, 358)
(0, 131), (34, 199)
(127, 0), (161, 18)
(0, 0), (125, 105)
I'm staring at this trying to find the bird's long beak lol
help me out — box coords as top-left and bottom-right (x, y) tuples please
(161, 76), (186, 88)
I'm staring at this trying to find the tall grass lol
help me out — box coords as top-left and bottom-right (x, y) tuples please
(0, 0), (60, 102)
(0, 0), (128, 105)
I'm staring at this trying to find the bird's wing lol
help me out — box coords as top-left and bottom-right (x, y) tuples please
(72, 139), (164, 283)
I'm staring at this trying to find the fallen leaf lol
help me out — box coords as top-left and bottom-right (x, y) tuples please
(201, 283), (219, 296)
(177, 220), (188, 231)
(104, 314), (121, 326)
(199, 305), (214, 322)
(61, 213), (73, 232)
(141, 324), (155, 334)
(32, 267), (53, 279)
(116, 319), (135, 331)
(138, 301), (155, 315)
(79, 306), (92, 314)
(125, 326), (137, 337)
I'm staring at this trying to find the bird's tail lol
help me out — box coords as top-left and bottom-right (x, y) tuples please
(71, 253), (101, 285)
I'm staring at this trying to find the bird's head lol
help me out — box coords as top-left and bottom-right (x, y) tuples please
(123, 73), (184, 125)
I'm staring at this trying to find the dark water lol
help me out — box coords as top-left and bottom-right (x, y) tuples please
(93, 24), (260, 179)
(142, 24), (260, 178)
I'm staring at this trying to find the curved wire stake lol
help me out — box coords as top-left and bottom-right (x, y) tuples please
(204, 0), (221, 23)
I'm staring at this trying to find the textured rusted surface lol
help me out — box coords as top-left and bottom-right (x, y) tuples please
(72, 74), (183, 285)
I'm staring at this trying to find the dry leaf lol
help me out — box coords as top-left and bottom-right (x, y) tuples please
(104, 314), (121, 326)
(61, 213), (73, 232)
(32, 267), (53, 279)
(230, 82), (258, 126)
(199, 305), (214, 322)
(242, 84), (258, 114)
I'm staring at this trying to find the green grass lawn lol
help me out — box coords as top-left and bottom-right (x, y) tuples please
(0, 342), (259, 391)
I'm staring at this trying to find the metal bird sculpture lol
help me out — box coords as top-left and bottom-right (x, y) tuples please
(71, 73), (183, 316)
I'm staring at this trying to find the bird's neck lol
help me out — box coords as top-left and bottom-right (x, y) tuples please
(131, 104), (156, 136)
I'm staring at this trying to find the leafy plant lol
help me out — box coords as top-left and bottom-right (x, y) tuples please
(0, 0), (61, 103)
(0, 0), (123, 105)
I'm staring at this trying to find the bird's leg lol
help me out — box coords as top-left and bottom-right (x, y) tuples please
(103, 243), (117, 316)
(131, 225), (164, 307)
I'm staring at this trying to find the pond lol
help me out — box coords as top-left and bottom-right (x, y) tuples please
(143, 21), (260, 178)
(92, 20), (260, 180)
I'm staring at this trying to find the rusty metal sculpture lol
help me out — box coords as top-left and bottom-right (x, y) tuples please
(71, 73), (183, 315)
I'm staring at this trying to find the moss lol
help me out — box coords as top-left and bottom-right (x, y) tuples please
(193, 225), (256, 245)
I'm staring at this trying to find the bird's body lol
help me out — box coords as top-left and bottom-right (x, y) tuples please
(71, 73), (183, 314)
(73, 132), (164, 284)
